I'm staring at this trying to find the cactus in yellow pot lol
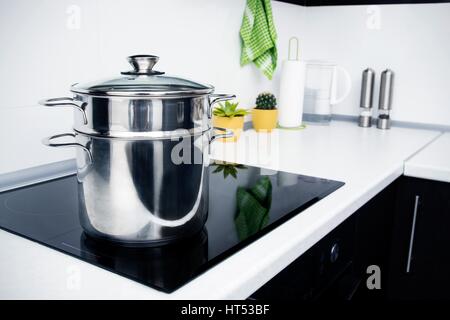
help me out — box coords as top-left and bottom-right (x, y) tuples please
(252, 92), (278, 132)
(212, 101), (250, 142)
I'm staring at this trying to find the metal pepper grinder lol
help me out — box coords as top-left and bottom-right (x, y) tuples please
(358, 68), (375, 127)
(377, 69), (394, 129)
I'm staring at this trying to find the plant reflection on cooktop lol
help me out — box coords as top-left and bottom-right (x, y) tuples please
(211, 161), (247, 179)
(235, 176), (272, 241)
(0, 162), (344, 293)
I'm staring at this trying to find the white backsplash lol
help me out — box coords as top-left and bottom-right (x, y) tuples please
(0, 0), (306, 174)
(302, 3), (450, 126)
(0, 0), (449, 174)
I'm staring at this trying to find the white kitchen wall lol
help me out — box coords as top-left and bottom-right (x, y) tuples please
(302, 3), (450, 126)
(1, 0), (449, 175)
(0, 0), (306, 175)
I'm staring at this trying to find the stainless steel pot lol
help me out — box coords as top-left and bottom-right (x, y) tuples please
(41, 55), (233, 138)
(41, 55), (234, 246)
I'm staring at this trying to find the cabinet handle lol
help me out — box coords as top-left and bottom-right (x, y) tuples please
(406, 195), (420, 274)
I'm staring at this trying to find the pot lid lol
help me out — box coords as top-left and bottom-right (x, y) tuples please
(71, 55), (214, 97)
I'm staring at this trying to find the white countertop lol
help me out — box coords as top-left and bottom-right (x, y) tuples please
(0, 121), (441, 299)
(404, 132), (450, 183)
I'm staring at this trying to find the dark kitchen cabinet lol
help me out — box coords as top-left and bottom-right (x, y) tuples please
(250, 182), (398, 300)
(250, 214), (357, 300)
(249, 243), (316, 300)
(388, 177), (450, 300)
(351, 181), (398, 300)
(279, 0), (449, 6)
(250, 176), (450, 300)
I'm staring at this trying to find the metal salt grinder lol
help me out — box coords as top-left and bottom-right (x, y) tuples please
(358, 68), (375, 127)
(377, 69), (394, 129)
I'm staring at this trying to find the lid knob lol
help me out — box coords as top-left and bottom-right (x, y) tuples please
(128, 55), (159, 73)
(122, 55), (164, 75)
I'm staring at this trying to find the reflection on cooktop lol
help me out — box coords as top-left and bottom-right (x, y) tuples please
(50, 228), (209, 292)
(0, 163), (344, 292)
(4, 183), (76, 216)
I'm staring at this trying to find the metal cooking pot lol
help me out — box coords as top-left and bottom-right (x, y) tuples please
(41, 55), (234, 246)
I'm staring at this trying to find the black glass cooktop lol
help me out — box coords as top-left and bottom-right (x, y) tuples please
(0, 163), (343, 293)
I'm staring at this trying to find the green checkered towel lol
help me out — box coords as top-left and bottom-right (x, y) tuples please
(240, 0), (278, 80)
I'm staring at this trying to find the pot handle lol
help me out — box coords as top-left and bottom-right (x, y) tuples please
(42, 133), (93, 163)
(208, 94), (236, 119)
(210, 127), (234, 143)
(39, 97), (88, 125)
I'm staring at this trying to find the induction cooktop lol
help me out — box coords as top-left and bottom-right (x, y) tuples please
(0, 163), (343, 293)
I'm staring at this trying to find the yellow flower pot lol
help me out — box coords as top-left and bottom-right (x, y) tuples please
(252, 109), (278, 132)
(212, 116), (245, 142)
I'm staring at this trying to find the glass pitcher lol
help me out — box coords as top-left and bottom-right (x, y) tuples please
(303, 61), (352, 124)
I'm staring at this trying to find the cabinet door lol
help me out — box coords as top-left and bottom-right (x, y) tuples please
(352, 181), (398, 300)
(250, 214), (356, 300)
(388, 177), (450, 299)
(249, 246), (315, 300)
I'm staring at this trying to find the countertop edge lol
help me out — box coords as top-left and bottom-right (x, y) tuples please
(404, 132), (450, 183)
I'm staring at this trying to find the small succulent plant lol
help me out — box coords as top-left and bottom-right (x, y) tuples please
(255, 92), (277, 110)
(213, 101), (250, 118)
